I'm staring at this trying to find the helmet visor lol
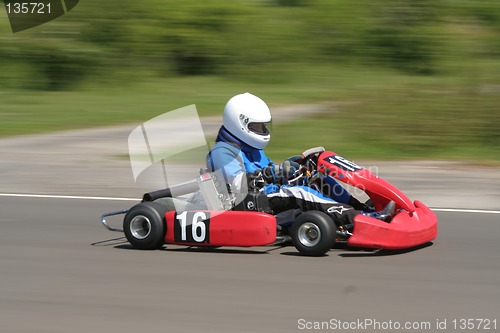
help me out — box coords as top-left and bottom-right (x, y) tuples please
(248, 121), (272, 136)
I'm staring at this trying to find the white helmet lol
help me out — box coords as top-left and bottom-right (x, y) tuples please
(223, 93), (272, 150)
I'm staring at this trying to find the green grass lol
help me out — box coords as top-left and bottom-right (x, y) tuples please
(0, 72), (330, 136)
(1, 63), (499, 162)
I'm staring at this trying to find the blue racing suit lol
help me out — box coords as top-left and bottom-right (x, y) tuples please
(206, 126), (359, 227)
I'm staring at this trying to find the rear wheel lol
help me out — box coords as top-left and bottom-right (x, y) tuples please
(291, 211), (336, 256)
(123, 202), (168, 250)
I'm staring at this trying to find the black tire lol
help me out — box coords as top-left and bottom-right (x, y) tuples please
(290, 211), (336, 256)
(123, 202), (168, 250)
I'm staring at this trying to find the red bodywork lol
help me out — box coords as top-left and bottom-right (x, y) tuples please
(318, 151), (438, 249)
(158, 151), (437, 250)
(164, 211), (276, 247)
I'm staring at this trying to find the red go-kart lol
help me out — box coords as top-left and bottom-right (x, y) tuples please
(100, 148), (438, 256)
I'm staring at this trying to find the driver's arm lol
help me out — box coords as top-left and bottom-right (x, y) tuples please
(207, 143), (247, 193)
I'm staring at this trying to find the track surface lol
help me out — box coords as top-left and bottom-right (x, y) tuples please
(1, 116), (499, 332)
(1, 196), (498, 333)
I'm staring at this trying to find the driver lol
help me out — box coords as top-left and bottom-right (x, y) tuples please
(206, 92), (381, 228)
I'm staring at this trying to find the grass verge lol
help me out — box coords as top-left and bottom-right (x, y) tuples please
(1, 64), (499, 162)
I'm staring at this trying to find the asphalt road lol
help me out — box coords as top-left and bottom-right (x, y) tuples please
(1, 196), (498, 333)
(1, 110), (499, 333)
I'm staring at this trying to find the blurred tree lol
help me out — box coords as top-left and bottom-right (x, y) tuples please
(0, 0), (498, 87)
(274, 0), (306, 6)
(363, 0), (441, 74)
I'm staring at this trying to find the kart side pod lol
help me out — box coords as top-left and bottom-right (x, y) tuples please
(164, 210), (277, 247)
(103, 203), (277, 250)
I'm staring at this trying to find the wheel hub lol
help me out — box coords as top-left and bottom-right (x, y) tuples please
(297, 222), (321, 247)
(130, 215), (151, 240)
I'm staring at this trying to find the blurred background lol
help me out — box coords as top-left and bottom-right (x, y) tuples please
(1, 0), (499, 161)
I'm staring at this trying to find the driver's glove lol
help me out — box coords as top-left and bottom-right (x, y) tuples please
(284, 156), (302, 177)
(262, 159), (300, 184)
(262, 165), (280, 184)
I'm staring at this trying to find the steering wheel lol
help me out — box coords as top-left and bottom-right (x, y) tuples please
(286, 146), (326, 185)
(301, 146), (326, 161)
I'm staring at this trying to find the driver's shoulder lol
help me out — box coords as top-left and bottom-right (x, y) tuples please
(210, 140), (242, 155)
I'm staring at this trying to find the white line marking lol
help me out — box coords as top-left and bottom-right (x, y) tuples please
(432, 208), (500, 214)
(0, 193), (138, 202)
(1, 193), (499, 214)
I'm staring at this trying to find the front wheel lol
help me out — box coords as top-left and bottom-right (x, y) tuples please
(291, 211), (336, 256)
(123, 202), (168, 250)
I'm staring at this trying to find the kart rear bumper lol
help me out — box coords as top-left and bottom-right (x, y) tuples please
(347, 200), (438, 250)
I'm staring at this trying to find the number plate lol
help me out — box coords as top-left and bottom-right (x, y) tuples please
(324, 155), (362, 172)
(174, 211), (211, 244)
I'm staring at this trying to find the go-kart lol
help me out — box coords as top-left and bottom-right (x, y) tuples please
(100, 147), (438, 256)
